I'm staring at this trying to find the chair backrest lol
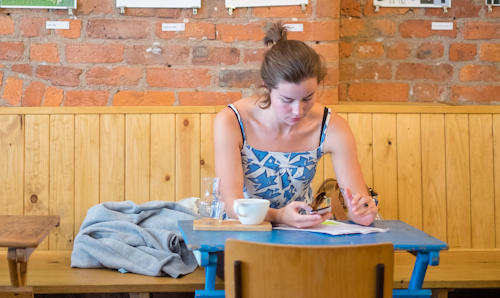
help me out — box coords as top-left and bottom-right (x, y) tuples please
(225, 240), (394, 298)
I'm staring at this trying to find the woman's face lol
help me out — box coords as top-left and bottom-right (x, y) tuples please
(269, 77), (318, 126)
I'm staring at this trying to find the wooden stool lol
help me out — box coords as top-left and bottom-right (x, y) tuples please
(0, 215), (59, 288)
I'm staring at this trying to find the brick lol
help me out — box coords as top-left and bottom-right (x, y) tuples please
(312, 43), (339, 63)
(242, 48), (267, 64)
(216, 23), (265, 42)
(416, 43), (444, 59)
(43, 86), (63, 106)
(480, 44), (500, 62)
(340, 62), (391, 81)
(400, 20), (457, 38)
(185, 0), (247, 18)
(113, 91), (175, 106)
(124, 8), (180, 17)
(253, 4), (311, 17)
(340, 18), (365, 37)
(87, 19), (149, 39)
(487, 6), (500, 18)
(36, 65), (82, 87)
(452, 86), (500, 103)
(449, 43), (477, 61)
(289, 21), (339, 41)
(317, 87), (338, 105)
(459, 65), (500, 82)
(20, 16), (47, 37)
(156, 22), (215, 40)
(66, 43), (124, 63)
(178, 91), (241, 105)
(192, 46), (240, 65)
(364, 1), (409, 16)
(340, 0), (361, 17)
(218, 69), (261, 88)
(0, 71), (3, 84)
(340, 42), (354, 58)
(12, 64), (32, 76)
(56, 19), (82, 39)
(30, 43), (59, 63)
(86, 66), (143, 86)
(464, 22), (500, 40)
(76, 0), (113, 14)
(374, 19), (396, 36)
(317, 0), (340, 18)
(339, 83), (348, 101)
(324, 67), (339, 85)
(125, 44), (190, 65)
(387, 42), (410, 60)
(22, 81), (45, 106)
(425, 0), (480, 18)
(0, 42), (24, 61)
(64, 90), (109, 106)
(146, 68), (211, 88)
(348, 83), (409, 101)
(0, 15), (14, 35)
(413, 83), (445, 102)
(357, 42), (384, 58)
(396, 63), (453, 81)
(2, 77), (23, 105)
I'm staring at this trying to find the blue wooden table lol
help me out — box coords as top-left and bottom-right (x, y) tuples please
(178, 220), (448, 298)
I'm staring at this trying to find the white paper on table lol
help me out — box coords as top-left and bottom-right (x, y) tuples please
(273, 220), (388, 236)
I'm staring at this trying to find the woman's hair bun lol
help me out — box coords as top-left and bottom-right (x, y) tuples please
(263, 22), (287, 46)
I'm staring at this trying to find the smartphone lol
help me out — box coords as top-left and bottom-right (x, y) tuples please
(309, 206), (331, 215)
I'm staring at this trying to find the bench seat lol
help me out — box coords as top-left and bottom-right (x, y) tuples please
(2, 249), (499, 295)
(394, 249), (500, 291)
(0, 250), (223, 294)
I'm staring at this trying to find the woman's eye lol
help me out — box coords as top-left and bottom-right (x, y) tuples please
(281, 97), (294, 103)
(303, 96), (313, 102)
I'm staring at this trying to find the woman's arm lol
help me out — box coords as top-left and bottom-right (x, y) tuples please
(325, 113), (378, 226)
(214, 107), (246, 219)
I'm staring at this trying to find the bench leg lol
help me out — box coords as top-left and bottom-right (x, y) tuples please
(129, 293), (150, 298)
(431, 289), (448, 298)
(7, 247), (34, 287)
(0, 286), (34, 298)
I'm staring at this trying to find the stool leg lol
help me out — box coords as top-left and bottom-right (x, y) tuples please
(19, 259), (28, 286)
(7, 248), (20, 287)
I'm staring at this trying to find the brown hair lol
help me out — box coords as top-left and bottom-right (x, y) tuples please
(259, 22), (327, 108)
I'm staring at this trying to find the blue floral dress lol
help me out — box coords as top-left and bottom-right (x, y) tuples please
(228, 104), (331, 208)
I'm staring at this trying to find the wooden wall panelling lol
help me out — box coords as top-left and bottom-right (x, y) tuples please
(49, 115), (75, 250)
(372, 114), (398, 220)
(396, 114), (422, 229)
(75, 115), (100, 235)
(100, 114), (125, 203)
(0, 115), (24, 216)
(348, 113), (374, 187)
(125, 114), (151, 204)
(421, 114), (447, 242)
(494, 114), (500, 248)
(151, 114), (175, 202)
(24, 115), (50, 250)
(445, 114), (471, 248)
(469, 114), (495, 248)
(175, 114), (200, 201)
(200, 114), (216, 189)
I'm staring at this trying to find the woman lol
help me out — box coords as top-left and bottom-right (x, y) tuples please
(214, 23), (378, 228)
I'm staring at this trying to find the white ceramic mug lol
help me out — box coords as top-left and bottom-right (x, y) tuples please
(233, 198), (270, 225)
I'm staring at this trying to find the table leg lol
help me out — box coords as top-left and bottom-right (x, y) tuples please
(195, 251), (225, 298)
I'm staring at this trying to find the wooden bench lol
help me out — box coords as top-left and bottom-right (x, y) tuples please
(0, 104), (499, 297)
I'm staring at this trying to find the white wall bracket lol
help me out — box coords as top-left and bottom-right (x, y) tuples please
(374, 0), (451, 13)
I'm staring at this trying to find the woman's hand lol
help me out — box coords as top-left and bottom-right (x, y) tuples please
(274, 201), (332, 229)
(343, 188), (378, 226)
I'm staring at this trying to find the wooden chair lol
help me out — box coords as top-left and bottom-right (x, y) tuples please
(225, 240), (394, 298)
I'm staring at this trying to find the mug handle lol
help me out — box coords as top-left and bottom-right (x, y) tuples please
(233, 201), (247, 217)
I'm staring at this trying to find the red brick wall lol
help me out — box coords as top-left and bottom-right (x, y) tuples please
(340, 0), (500, 103)
(0, 0), (339, 106)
